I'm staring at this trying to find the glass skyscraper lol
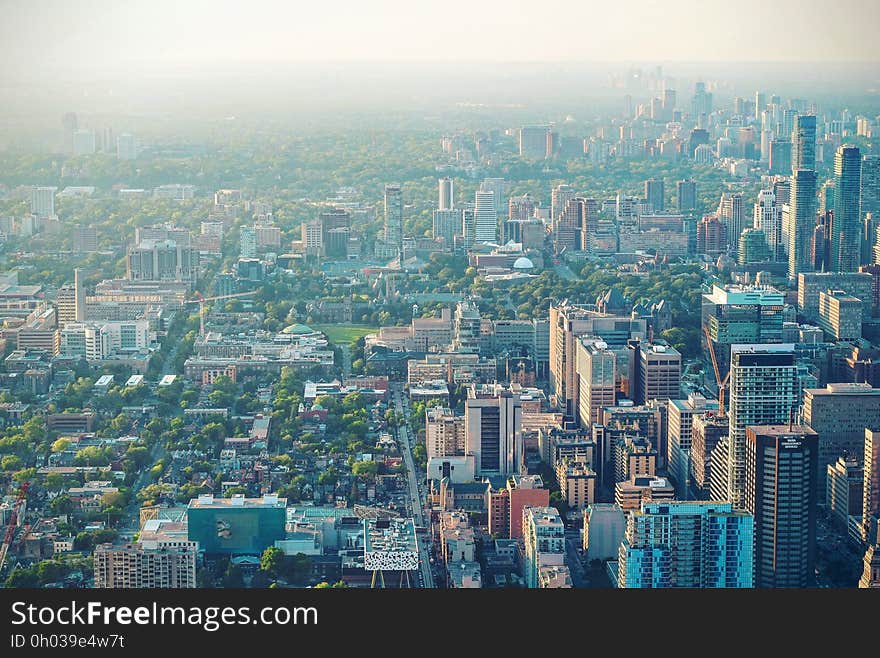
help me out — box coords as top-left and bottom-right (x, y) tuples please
(830, 145), (862, 272)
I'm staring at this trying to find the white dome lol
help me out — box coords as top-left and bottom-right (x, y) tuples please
(512, 256), (534, 270)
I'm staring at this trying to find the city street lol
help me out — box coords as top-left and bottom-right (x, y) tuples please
(392, 385), (435, 588)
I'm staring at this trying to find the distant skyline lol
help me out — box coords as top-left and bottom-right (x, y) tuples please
(2, 0), (879, 80)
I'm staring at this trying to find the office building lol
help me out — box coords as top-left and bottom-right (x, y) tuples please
(186, 494), (286, 556)
(826, 456), (863, 529)
(522, 506), (565, 588)
(438, 177), (453, 211)
(94, 543), (197, 588)
(738, 229), (771, 265)
(519, 125), (551, 160)
(791, 114), (816, 172)
(718, 192), (746, 252)
(769, 139), (792, 175)
(745, 425), (818, 588)
(638, 343), (681, 403)
(754, 189), (783, 260)
(127, 238), (198, 287)
(550, 302), (647, 419)
(863, 429), (880, 544)
(829, 145), (862, 272)
(667, 394), (719, 498)
(384, 184), (403, 253)
(817, 289), (862, 341)
(797, 271), (872, 321)
(617, 501), (754, 588)
(73, 225), (98, 253)
(701, 284), (785, 379)
(473, 190), (497, 244)
(696, 214), (727, 254)
(676, 179), (697, 213)
(788, 169), (818, 279)
(725, 344), (800, 506)
(575, 338), (616, 428)
(644, 178), (664, 212)
(464, 384), (523, 479)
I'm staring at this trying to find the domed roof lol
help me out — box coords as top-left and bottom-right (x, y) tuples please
(512, 256), (534, 270)
(282, 323), (314, 335)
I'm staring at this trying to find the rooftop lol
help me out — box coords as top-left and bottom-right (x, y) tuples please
(188, 494), (287, 509)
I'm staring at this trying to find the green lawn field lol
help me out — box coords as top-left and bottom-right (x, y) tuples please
(312, 324), (377, 345)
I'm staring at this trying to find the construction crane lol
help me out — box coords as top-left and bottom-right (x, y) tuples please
(704, 326), (730, 416)
(185, 290), (257, 336)
(0, 481), (29, 574)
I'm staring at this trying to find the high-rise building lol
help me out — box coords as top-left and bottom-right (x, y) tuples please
(718, 192), (746, 250)
(644, 178), (665, 212)
(667, 394), (719, 498)
(508, 193), (536, 221)
(638, 343), (681, 403)
(438, 177), (454, 211)
(691, 412), (727, 498)
(73, 225), (98, 253)
(301, 220), (323, 256)
(859, 539), (880, 588)
(30, 186), (56, 219)
(754, 189), (783, 261)
(239, 226), (257, 258)
(791, 114), (817, 172)
(863, 429), (880, 544)
(384, 184), (403, 253)
(861, 155), (880, 225)
(726, 344), (800, 507)
(549, 302), (647, 419)
(551, 184), (575, 222)
(474, 191), (497, 244)
(826, 455), (863, 529)
(72, 128), (96, 156)
(802, 383), (880, 489)
(116, 133), (137, 160)
(676, 179), (697, 213)
(617, 501), (754, 588)
(787, 169), (818, 279)
(797, 271), (872, 321)
(425, 407), (465, 459)
(691, 81), (712, 118)
(817, 289), (862, 341)
(745, 425), (818, 588)
(554, 197), (583, 252)
(575, 338), (616, 428)
(93, 543), (197, 588)
(522, 506), (565, 588)
(519, 125), (551, 160)
(432, 209), (461, 248)
(701, 284), (785, 379)
(769, 139), (792, 175)
(127, 238), (198, 287)
(480, 178), (505, 215)
(830, 145), (862, 272)
(453, 300), (481, 354)
(465, 384), (523, 479)
(738, 229), (771, 265)
(488, 475), (550, 539)
(696, 214), (727, 254)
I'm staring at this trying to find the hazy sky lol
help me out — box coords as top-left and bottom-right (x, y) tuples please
(2, 0), (879, 78)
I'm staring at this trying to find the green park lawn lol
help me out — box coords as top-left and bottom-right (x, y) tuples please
(312, 324), (377, 345)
